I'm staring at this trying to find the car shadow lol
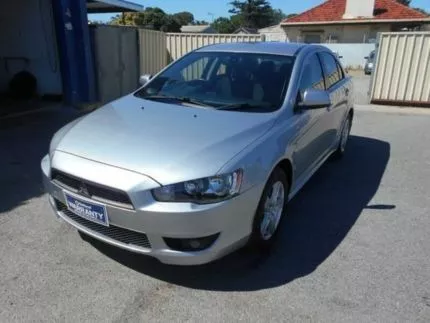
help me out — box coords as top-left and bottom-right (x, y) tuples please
(0, 107), (81, 213)
(83, 135), (391, 291)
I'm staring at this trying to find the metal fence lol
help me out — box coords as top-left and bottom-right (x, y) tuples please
(90, 25), (139, 103)
(138, 29), (167, 76)
(92, 28), (265, 103)
(370, 32), (430, 107)
(166, 33), (265, 61)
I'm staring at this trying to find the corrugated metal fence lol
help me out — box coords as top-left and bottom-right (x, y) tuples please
(138, 29), (167, 75)
(370, 32), (430, 107)
(166, 33), (265, 61)
(91, 25), (139, 103)
(92, 28), (265, 103)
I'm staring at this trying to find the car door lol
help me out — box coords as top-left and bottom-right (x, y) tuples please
(318, 52), (350, 150)
(292, 53), (331, 180)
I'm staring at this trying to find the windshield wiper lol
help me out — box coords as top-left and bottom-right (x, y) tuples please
(143, 95), (211, 107)
(216, 103), (269, 111)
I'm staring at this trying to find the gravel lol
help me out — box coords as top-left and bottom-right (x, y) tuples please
(1, 104), (430, 322)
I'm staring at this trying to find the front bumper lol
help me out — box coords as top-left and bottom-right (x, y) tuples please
(41, 153), (263, 265)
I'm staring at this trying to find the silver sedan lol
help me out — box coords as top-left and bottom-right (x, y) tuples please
(41, 42), (353, 265)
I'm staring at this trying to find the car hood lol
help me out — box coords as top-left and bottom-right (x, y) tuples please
(55, 95), (276, 185)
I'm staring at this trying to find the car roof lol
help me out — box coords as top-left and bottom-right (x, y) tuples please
(195, 42), (310, 56)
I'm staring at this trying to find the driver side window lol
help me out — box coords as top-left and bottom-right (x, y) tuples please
(299, 54), (325, 92)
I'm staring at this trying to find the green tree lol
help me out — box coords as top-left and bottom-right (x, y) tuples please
(193, 20), (210, 25)
(212, 17), (236, 33)
(229, 0), (273, 28)
(109, 12), (137, 26)
(230, 14), (244, 29)
(161, 16), (181, 32)
(172, 12), (194, 26)
(132, 7), (168, 30)
(269, 9), (287, 24)
(109, 7), (184, 32)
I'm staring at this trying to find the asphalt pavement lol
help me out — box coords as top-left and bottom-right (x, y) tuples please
(351, 74), (371, 105)
(1, 106), (429, 322)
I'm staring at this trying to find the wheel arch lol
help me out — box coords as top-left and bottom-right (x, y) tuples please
(275, 158), (293, 190)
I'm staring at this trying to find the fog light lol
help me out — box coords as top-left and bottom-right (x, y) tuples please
(164, 233), (220, 252)
(189, 240), (202, 249)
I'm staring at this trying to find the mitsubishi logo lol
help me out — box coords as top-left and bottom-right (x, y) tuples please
(78, 182), (90, 197)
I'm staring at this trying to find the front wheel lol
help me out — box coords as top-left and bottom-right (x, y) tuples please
(334, 114), (352, 159)
(249, 168), (289, 249)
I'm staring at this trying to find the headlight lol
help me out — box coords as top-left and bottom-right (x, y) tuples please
(152, 169), (243, 204)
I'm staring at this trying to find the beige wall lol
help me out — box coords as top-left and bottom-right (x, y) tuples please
(259, 25), (288, 42)
(283, 24), (391, 43)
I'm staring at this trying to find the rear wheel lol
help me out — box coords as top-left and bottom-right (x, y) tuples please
(249, 168), (289, 249)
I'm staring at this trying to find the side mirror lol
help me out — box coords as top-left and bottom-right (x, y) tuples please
(139, 74), (152, 86)
(297, 89), (331, 110)
(364, 56), (369, 59)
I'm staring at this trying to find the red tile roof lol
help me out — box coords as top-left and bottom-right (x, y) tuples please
(282, 0), (428, 24)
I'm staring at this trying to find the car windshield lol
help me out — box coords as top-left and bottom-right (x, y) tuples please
(135, 51), (295, 112)
(369, 51), (375, 61)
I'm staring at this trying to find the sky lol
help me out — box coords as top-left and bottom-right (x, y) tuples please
(90, 0), (430, 22)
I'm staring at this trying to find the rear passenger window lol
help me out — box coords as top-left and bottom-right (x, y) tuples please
(299, 54), (325, 91)
(319, 52), (341, 88)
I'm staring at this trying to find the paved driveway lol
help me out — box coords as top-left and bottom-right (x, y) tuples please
(351, 75), (371, 105)
(1, 107), (429, 322)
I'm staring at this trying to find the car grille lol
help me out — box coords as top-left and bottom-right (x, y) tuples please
(51, 169), (133, 209)
(55, 200), (151, 249)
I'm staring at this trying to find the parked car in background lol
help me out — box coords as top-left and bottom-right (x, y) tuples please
(41, 42), (354, 265)
(364, 50), (376, 75)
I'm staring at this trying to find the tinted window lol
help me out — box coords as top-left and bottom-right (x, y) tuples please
(299, 54), (325, 91)
(135, 52), (295, 112)
(319, 52), (341, 89)
(181, 57), (211, 81)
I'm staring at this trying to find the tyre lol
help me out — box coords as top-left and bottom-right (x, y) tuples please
(249, 167), (289, 249)
(333, 114), (352, 159)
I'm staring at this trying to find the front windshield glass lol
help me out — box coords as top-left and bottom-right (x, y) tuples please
(135, 51), (295, 112)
